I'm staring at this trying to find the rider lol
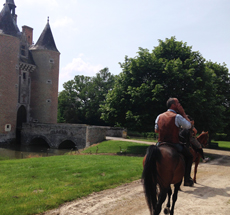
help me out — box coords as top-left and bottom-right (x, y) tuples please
(155, 98), (194, 187)
(179, 115), (204, 159)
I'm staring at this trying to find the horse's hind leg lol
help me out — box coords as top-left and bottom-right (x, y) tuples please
(155, 188), (168, 215)
(164, 187), (172, 214)
(170, 181), (182, 215)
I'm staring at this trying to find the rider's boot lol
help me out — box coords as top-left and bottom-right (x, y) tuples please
(184, 159), (194, 187)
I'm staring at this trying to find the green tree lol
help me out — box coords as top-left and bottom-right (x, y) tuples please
(205, 61), (230, 137)
(100, 37), (230, 135)
(85, 68), (116, 125)
(58, 80), (82, 123)
(58, 68), (116, 125)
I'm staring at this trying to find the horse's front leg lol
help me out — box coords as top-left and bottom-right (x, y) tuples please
(193, 156), (200, 183)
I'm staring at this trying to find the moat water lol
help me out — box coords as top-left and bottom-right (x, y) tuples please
(0, 143), (71, 160)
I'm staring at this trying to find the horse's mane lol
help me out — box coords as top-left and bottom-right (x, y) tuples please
(197, 131), (209, 146)
(197, 131), (208, 139)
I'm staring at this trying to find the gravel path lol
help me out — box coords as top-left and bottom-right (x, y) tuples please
(41, 139), (230, 215)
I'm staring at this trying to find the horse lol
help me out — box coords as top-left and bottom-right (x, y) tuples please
(190, 131), (209, 183)
(142, 144), (185, 215)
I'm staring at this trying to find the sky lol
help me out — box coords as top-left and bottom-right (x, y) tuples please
(1, 0), (229, 91)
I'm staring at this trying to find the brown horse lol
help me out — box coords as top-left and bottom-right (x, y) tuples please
(142, 144), (185, 215)
(190, 131), (209, 183)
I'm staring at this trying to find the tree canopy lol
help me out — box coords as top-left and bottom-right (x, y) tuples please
(58, 68), (116, 125)
(100, 37), (230, 135)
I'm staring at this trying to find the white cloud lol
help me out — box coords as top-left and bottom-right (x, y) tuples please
(59, 56), (104, 91)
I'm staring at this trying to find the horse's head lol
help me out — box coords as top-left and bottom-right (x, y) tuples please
(197, 131), (209, 148)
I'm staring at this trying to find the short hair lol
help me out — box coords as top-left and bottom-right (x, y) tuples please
(166, 98), (176, 109)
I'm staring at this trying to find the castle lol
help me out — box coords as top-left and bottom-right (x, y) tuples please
(0, 0), (60, 143)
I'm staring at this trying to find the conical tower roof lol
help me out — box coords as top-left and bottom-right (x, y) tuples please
(32, 18), (59, 52)
(5, 0), (16, 4)
(0, 3), (20, 37)
(4, 0), (16, 9)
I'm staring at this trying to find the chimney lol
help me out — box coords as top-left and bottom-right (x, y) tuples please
(22, 25), (33, 46)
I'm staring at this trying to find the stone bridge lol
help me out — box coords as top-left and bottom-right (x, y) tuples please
(21, 123), (108, 149)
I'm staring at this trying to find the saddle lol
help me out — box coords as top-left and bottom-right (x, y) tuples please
(157, 142), (185, 153)
(157, 142), (177, 148)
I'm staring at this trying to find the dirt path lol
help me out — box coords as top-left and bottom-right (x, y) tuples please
(42, 142), (230, 215)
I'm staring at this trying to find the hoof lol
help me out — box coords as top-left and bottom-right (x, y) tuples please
(164, 207), (170, 214)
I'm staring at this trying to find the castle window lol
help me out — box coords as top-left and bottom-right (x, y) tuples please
(21, 45), (26, 56)
(50, 59), (54, 63)
(5, 124), (11, 132)
(23, 72), (26, 80)
(46, 80), (52, 84)
(46, 99), (51, 103)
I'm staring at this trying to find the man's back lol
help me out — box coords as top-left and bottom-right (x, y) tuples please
(158, 111), (179, 144)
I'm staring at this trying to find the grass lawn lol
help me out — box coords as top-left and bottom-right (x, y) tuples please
(0, 141), (148, 215)
(4, 139), (229, 215)
(0, 155), (10, 161)
(128, 137), (157, 143)
(82, 140), (150, 155)
(214, 141), (230, 150)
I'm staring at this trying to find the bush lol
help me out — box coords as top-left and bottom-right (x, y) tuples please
(127, 131), (158, 139)
(213, 133), (230, 141)
(127, 131), (143, 137)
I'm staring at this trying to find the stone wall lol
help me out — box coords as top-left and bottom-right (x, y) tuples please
(86, 126), (108, 147)
(106, 127), (127, 138)
(21, 123), (86, 148)
(21, 123), (107, 149)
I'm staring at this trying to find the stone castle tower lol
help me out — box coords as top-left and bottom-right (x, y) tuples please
(0, 0), (60, 143)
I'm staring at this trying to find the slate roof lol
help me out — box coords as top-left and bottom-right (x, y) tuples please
(6, 0), (16, 5)
(0, 3), (20, 37)
(32, 21), (59, 52)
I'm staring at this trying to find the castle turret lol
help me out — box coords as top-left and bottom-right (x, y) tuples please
(0, 1), (20, 142)
(4, 0), (16, 17)
(30, 18), (60, 124)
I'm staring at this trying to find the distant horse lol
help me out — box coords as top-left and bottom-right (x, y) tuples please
(190, 131), (209, 183)
(142, 144), (185, 215)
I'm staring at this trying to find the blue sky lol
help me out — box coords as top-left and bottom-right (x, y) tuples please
(2, 0), (229, 91)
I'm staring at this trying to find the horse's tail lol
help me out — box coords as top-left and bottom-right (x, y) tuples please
(142, 145), (162, 215)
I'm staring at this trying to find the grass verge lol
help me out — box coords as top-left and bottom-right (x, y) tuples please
(128, 137), (157, 143)
(82, 140), (150, 155)
(0, 155), (10, 161)
(0, 141), (147, 215)
(216, 141), (230, 150)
